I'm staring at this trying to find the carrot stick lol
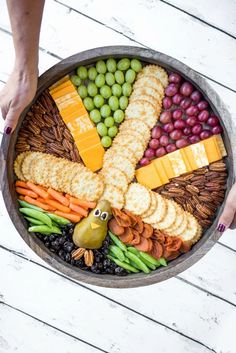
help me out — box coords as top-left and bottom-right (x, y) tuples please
(69, 202), (88, 217)
(47, 188), (70, 206)
(26, 181), (49, 199)
(15, 181), (29, 188)
(37, 198), (57, 211)
(16, 187), (38, 198)
(25, 196), (50, 211)
(69, 197), (96, 209)
(65, 194), (71, 199)
(19, 195), (25, 201)
(55, 211), (81, 223)
(44, 199), (71, 213)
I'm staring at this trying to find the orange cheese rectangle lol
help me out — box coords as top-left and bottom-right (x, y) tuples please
(50, 85), (75, 99)
(72, 127), (97, 141)
(63, 108), (88, 124)
(49, 75), (70, 90)
(152, 158), (169, 185)
(67, 116), (93, 134)
(182, 146), (198, 171)
(136, 163), (162, 189)
(79, 143), (105, 172)
(50, 80), (75, 95)
(214, 134), (227, 157)
(75, 134), (101, 151)
(202, 136), (221, 163)
(60, 103), (86, 119)
(159, 155), (175, 179)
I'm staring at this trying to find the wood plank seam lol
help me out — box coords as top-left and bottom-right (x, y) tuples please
(0, 302), (108, 353)
(53, 0), (236, 93)
(0, 243), (233, 352)
(159, 0), (236, 40)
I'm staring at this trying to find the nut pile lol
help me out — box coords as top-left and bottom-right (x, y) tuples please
(156, 160), (227, 229)
(15, 90), (80, 162)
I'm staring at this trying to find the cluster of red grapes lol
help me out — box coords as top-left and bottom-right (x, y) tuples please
(140, 72), (223, 166)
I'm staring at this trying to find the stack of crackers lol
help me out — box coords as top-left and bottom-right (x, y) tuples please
(14, 152), (104, 202)
(125, 183), (202, 245)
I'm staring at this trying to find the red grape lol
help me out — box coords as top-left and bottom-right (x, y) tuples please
(160, 111), (172, 124)
(163, 97), (172, 109)
(172, 109), (183, 120)
(207, 115), (219, 127)
(198, 109), (209, 122)
(174, 119), (186, 130)
(188, 135), (200, 144)
(159, 135), (169, 147)
(212, 125), (223, 134)
(151, 126), (162, 139)
(186, 105), (199, 116)
(180, 97), (192, 110)
(149, 138), (159, 149)
(172, 93), (183, 105)
(176, 139), (189, 148)
(186, 117), (197, 127)
(183, 127), (192, 136)
(169, 73), (182, 83)
(170, 129), (182, 140)
(197, 100), (208, 110)
(180, 82), (193, 96)
(190, 90), (202, 103)
(145, 148), (155, 158)
(163, 122), (174, 133)
(156, 147), (166, 157)
(165, 83), (178, 97)
(166, 143), (177, 153)
(192, 124), (202, 135)
(200, 130), (212, 140)
(139, 157), (150, 166)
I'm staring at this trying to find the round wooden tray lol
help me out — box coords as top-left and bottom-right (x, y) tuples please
(1, 46), (235, 288)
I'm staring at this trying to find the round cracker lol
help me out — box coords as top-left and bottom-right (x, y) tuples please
(100, 184), (124, 209)
(21, 152), (42, 181)
(100, 167), (128, 193)
(71, 172), (104, 202)
(103, 146), (137, 165)
(125, 99), (159, 128)
(129, 86), (163, 106)
(141, 191), (157, 218)
(112, 137), (144, 161)
(143, 193), (166, 224)
(103, 154), (135, 182)
(134, 75), (164, 96)
(119, 119), (150, 141)
(164, 203), (184, 233)
(180, 213), (199, 243)
(153, 199), (177, 230)
(169, 212), (188, 237)
(138, 65), (169, 87)
(125, 183), (151, 216)
(113, 131), (146, 149)
(14, 152), (30, 181)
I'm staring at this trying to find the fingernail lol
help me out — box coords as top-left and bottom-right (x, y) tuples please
(217, 223), (226, 232)
(4, 126), (12, 135)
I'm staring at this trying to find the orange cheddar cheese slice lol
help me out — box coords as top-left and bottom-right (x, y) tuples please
(152, 158), (169, 185)
(73, 127), (97, 141)
(50, 80), (75, 95)
(136, 163), (162, 189)
(54, 91), (79, 104)
(201, 136), (221, 163)
(214, 134), (227, 157)
(67, 116), (93, 134)
(189, 143), (208, 168)
(63, 109), (88, 124)
(158, 155), (175, 179)
(75, 133), (101, 151)
(60, 103), (86, 119)
(182, 146), (198, 171)
(49, 75), (70, 90)
(50, 85), (75, 100)
(179, 148), (192, 173)
(166, 150), (188, 177)
(79, 143), (105, 172)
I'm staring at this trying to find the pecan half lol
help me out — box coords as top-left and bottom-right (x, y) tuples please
(84, 250), (94, 267)
(72, 248), (86, 260)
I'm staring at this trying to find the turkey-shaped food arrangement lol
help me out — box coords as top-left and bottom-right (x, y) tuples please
(14, 58), (227, 276)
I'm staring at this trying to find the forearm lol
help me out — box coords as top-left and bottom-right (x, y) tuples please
(7, 0), (45, 74)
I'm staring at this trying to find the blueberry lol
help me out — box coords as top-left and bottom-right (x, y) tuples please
(75, 259), (84, 267)
(43, 235), (49, 243)
(63, 241), (74, 253)
(103, 259), (111, 268)
(105, 268), (114, 274)
(58, 249), (65, 260)
(44, 241), (50, 248)
(51, 240), (60, 251)
(91, 264), (98, 273)
(102, 240), (109, 247)
(97, 263), (103, 270)
(58, 236), (67, 245)
(49, 234), (56, 242)
(64, 253), (71, 262)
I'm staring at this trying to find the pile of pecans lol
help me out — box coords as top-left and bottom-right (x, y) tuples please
(156, 160), (227, 229)
(15, 90), (80, 162)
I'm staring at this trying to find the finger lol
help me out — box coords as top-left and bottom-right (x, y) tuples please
(217, 201), (236, 232)
(4, 107), (20, 134)
(229, 214), (236, 230)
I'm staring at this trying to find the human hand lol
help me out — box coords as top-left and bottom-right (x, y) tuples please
(0, 68), (38, 134)
(217, 182), (236, 232)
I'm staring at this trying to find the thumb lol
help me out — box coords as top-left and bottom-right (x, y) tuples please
(4, 107), (20, 135)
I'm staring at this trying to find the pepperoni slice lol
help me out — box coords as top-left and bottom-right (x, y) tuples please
(154, 230), (166, 244)
(135, 236), (150, 252)
(141, 223), (153, 238)
(112, 208), (132, 227)
(180, 241), (191, 253)
(134, 218), (144, 234)
(108, 218), (124, 236)
(123, 209), (138, 227)
(130, 229), (141, 245)
(118, 227), (134, 244)
(147, 238), (153, 252)
(163, 249), (180, 261)
(149, 241), (163, 259)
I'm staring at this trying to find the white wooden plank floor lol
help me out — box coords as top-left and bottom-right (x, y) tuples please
(0, 1), (236, 352)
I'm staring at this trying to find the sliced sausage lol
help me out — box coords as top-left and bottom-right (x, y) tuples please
(141, 223), (153, 238)
(108, 218), (124, 236)
(135, 236), (150, 252)
(130, 229), (141, 245)
(119, 227), (134, 244)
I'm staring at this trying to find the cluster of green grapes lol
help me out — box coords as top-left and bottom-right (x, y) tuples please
(71, 58), (142, 148)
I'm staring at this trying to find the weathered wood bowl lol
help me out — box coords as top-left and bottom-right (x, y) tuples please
(1, 46), (235, 288)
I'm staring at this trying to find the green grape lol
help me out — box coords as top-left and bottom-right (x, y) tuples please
(131, 59), (142, 72)
(70, 75), (81, 86)
(106, 58), (117, 73)
(114, 109), (125, 123)
(115, 70), (125, 85)
(119, 96), (129, 110)
(97, 122), (108, 137)
(125, 69), (136, 83)
(78, 85), (87, 99)
(105, 72), (115, 86)
(87, 82), (98, 97)
(104, 116), (114, 127)
(90, 109), (101, 123)
(83, 97), (94, 111)
(108, 96), (119, 111)
(101, 135), (112, 148)
(122, 82), (132, 97)
(88, 67), (98, 81)
(77, 66), (88, 80)
(100, 85), (112, 99)
(96, 60), (107, 74)
(108, 126), (118, 138)
(100, 104), (111, 118)
(112, 83), (122, 97)
(117, 58), (130, 71)
(95, 74), (105, 88)
(93, 94), (104, 108)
